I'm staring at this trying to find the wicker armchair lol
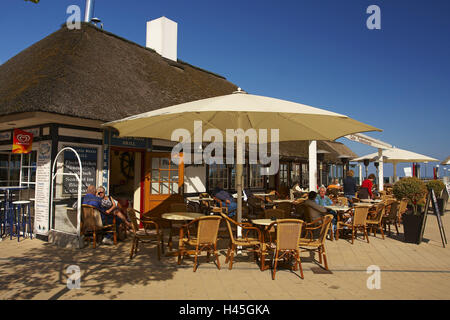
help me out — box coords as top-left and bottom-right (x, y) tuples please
(127, 208), (164, 260)
(382, 201), (400, 236)
(337, 197), (349, 206)
(178, 215), (222, 272)
(298, 214), (333, 270)
(276, 202), (293, 217)
(397, 199), (408, 223)
(366, 203), (386, 239)
(81, 204), (116, 248)
(266, 219), (304, 280)
(336, 207), (370, 244)
(247, 197), (265, 219)
(220, 213), (262, 270)
(264, 208), (286, 219)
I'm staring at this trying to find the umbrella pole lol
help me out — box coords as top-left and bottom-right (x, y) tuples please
(236, 116), (243, 240)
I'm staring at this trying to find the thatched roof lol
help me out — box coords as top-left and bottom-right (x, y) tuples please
(278, 140), (357, 163)
(0, 23), (238, 122)
(442, 156), (450, 165)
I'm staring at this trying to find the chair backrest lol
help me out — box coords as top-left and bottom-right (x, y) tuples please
(127, 208), (140, 234)
(387, 201), (399, 219)
(264, 208), (285, 219)
(169, 202), (187, 212)
(398, 199), (408, 215)
(276, 219), (303, 250)
(372, 203), (386, 223)
(337, 197), (348, 206)
(317, 214), (333, 244)
(81, 205), (103, 232)
(294, 203), (306, 219)
(196, 216), (222, 244)
(220, 213), (236, 242)
(276, 202), (292, 217)
(352, 207), (369, 226)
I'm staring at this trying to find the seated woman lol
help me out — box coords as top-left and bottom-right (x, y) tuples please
(96, 186), (131, 231)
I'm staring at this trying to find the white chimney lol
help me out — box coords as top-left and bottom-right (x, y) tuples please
(146, 17), (178, 62)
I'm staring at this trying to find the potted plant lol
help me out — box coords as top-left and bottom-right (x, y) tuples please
(393, 177), (428, 243)
(426, 180), (446, 215)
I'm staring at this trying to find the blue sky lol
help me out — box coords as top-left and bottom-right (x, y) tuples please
(1, 0), (449, 178)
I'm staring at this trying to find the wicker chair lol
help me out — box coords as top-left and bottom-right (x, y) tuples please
(247, 197), (265, 219)
(397, 199), (409, 223)
(127, 208), (164, 260)
(293, 203), (306, 220)
(298, 214), (333, 270)
(336, 206), (370, 244)
(337, 197), (349, 206)
(264, 208), (286, 219)
(198, 193), (213, 214)
(276, 202), (293, 217)
(382, 201), (400, 236)
(366, 203), (386, 239)
(178, 215), (222, 272)
(266, 219), (304, 280)
(220, 213), (262, 270)
(81, 204), (116, 248)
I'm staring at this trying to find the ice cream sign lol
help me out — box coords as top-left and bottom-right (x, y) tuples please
(12, 129), (33, 154)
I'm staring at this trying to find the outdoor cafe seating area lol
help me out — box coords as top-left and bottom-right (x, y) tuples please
(79, 186), (410, 280)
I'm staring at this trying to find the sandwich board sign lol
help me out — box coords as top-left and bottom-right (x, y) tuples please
(419, 189), (447, 248)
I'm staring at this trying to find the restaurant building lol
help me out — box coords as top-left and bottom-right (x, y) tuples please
(0, 20), (356, 241)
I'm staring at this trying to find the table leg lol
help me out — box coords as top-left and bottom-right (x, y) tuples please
(168, 220), (173, 251)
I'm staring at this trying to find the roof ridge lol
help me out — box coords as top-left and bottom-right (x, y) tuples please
(61, 22), (227, 80)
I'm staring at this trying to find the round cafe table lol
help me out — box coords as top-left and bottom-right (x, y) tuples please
(252, 219), (277, 271)
(161, 212), (204, 254)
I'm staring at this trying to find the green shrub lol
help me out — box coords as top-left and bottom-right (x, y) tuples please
(426, 180), (445, 197)
(393, 177), (427, 214)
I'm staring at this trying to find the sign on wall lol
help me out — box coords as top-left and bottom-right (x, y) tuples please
(12, 129), (33, 154)
(62, 146), (98, 194)
(34, 141), (52, 236)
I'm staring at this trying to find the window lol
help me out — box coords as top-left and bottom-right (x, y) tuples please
(208, 164), (229, 190)
(250, 164), (264, 188)
(20, 151), (37, 189)
(150, 157), (180, 195)
(290, 163), (301, 186)
(0, 152), (25, 187)
(279, 163), (289, 188)
(231, 165), (248, 189)
(301, 163), (309, 188)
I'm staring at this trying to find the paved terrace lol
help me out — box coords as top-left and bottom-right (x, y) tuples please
(1, 209), (450, 300)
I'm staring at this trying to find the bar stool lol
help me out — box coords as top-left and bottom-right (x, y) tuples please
(12, 200), (32, 241)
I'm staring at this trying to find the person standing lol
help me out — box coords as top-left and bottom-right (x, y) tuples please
(343, 170), (357, 205)
(359, 174), (376, 199)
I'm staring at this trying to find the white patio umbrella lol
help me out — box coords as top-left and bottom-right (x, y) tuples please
(353, 147), (439, 181)
(441, 156), (450, 166)
(105, 90), (381, 224)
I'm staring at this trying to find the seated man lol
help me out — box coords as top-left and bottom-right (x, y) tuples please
(81, 185), (116, 245)
(315, 186), (338, 231)
(213, 184), (237, 217)
(304, 191), (327, 222)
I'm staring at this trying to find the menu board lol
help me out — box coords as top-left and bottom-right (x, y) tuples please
(34, 141), (52, 236)
(62, 146), (98, 194)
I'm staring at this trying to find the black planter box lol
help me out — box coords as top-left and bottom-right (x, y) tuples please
(403, 213), (424, 244)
